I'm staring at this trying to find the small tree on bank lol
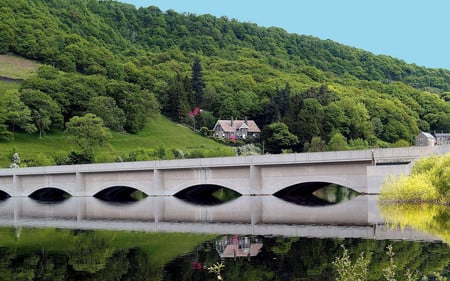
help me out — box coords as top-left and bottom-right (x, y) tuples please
(65, 113), (112, 154)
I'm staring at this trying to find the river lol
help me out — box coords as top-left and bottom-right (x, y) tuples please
(0, 188), (448, 280)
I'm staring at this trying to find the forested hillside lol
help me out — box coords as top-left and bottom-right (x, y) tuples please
(1, 0), (450, 155)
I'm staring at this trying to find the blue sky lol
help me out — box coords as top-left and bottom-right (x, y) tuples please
(122, 1), (449, 70)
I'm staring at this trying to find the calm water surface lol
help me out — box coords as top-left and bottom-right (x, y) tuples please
(0, 190), (448, 280)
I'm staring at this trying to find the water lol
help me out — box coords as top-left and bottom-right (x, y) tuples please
(0, 190), (448, 280)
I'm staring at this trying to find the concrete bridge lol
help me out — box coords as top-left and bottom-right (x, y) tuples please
(0, 145), (446, 197)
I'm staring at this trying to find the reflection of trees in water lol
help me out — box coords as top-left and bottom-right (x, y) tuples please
(164, 237), (450, 281)
(0, 228), (211, 280)
(275, 182), (360, 206)
(379, 203), (450, 245)
(0, 228), (448, 280)
(68, 231), (114, 273)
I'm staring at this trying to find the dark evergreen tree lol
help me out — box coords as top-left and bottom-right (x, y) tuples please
(191, 57), (205, 107)
(166, 73), (190, 122)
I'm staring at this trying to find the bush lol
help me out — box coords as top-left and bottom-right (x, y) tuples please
(25, 153), (56, 167)
(380, 174), (439, 202)
(64, 151), (94, 164)
(380, 152), (450, 203)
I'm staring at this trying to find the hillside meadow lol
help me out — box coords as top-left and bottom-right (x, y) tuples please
(0, 115), (235, 168)
(0, 54), (40, 80)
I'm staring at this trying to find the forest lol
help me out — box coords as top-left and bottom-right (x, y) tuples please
(1, 0), (450, 156)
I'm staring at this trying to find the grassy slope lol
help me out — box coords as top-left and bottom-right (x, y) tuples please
(0, 54), (40, 80)
(0, 115), (235, 167)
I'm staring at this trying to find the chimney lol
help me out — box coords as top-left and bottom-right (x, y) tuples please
(244, 116), (248, 125)
(231, 116), (234, 126)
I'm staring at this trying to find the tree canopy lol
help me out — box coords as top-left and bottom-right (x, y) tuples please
(0, 0), (449, 152)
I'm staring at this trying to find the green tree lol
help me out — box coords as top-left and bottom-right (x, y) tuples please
(165, 73), (190, 122)
(0, 103), (11, 140)
(191, 57), (205, 107)
(262, 122), (299, 154)
(328, 132), (349, 151)
(297, 98), (325, 147)
(335, 97), (373, 141)
(87, 96), (126, 132)
(0, 90), (36, 134)
(65, 113), (112, 153)
(305, 136), (327, 152)
(20, 89), (63, 138)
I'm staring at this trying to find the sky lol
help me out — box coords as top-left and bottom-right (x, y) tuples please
(122, 0), (450, 70)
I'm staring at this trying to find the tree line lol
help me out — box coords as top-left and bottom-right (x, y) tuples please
(1, 0), (450, 154)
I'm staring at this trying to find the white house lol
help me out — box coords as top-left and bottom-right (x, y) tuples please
(213, 118), (261, 139)
(415, 132), (436, 146)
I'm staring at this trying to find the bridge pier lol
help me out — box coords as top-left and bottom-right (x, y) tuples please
(152, 169), (164, 195)
(249, 165), (262, 195)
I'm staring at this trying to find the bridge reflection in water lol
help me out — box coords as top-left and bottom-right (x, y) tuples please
(0, 195), (440, 242)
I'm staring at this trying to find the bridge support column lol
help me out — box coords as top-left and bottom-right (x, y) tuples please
(12, 175), (22, 197)
(250, 196), (263, 225)
(75, 172), (85, 197)
(76, 198), (86, 221)
(153, 169), (164, 196)
(249, 165), (262, 195)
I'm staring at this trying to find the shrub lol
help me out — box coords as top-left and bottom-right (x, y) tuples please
(380, 174), (439, 202)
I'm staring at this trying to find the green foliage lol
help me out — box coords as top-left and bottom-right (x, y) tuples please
(1, 0), (450, 153)
(65, 113), (112, 153)
(328, 132), (349, 151)
(381, 153), (450, 203)
(23, 152), (55, 167)
(305, 136), (327, 152)
(262, 121), (299, 154)
(86, 96), (126, 132)
(333, 245), (369, 281)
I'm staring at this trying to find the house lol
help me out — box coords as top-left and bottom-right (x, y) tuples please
(435, 133), (450, 145)
(215, 236), (263, 259)
(213, 118), (261, 139)
(415, 132), (436, 146)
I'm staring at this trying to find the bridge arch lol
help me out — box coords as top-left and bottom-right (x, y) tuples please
(28, 187), (72, 202)
(266, 175), (365, 195)
(174, 184), (241, 205)
(164, 179), (245, 196)
(94, 185), (148, 203)
(0, 190), (10, 199)
(86, 182), (147, 197)
(26, 185), (73, 198)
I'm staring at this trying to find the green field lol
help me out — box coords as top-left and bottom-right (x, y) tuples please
(0, 80), (20, 93)
(0, 115), (235, 167)
(0, 54), (40, 80)
(0, 54), (34, 95)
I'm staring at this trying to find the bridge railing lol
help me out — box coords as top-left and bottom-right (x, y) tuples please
(0, 145), (442, 176)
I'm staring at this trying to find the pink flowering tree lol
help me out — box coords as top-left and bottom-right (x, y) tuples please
(189, 107), (200, 130)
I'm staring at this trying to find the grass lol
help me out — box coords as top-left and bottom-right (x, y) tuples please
(0, 54), (40, 80)
(0, 80), (21, 93)
(0, 115), (235, 167)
